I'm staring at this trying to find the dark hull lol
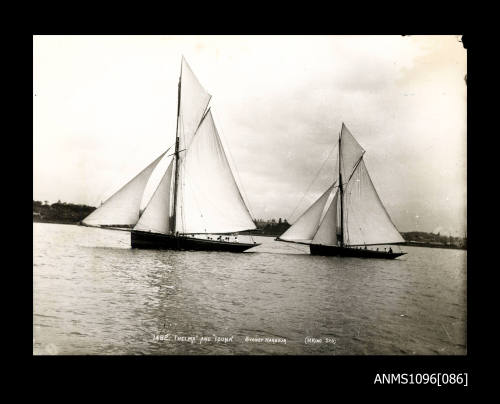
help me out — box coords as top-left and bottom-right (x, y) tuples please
(310, 244), (406, 259)
(131, 230), (259, 253)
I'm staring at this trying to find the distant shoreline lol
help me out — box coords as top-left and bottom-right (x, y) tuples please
(33, 219), (466, 250)
(33, 218), (80, 225)
(404, 241), (466, 251)
(33, 199), (466, 251)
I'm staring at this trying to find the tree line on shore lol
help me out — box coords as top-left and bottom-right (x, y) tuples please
(32, 200), (466, 248)
(401, 231), (466, 249)
(33, 200), (95, 224)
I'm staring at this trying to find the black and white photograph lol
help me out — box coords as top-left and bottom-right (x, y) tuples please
(33, 35), (467, 358)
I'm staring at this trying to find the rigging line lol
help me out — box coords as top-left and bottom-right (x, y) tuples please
(183, 98), (212, 150)
(275, 238), (312, 246)
(195, 106), (211, 134)
(345, 153), (366, 186)
(194, 99), (212, 135)
(346, 242), (406, 247)
(211, 108), (256, 221)
(287, 142), (338, 223)
(166, 148), (186, 158)
(282, 242), (310, 253)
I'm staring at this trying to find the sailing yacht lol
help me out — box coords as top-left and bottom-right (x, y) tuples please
(82, 57), (260, 253)
(277, 123), (406, 259)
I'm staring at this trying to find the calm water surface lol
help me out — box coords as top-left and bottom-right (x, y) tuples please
(33, 223), (466, 355)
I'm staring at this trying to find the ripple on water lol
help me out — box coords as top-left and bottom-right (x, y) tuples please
(33, 224), (467, 355)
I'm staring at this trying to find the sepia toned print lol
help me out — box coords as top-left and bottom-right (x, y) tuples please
(33, 35), (466, 355)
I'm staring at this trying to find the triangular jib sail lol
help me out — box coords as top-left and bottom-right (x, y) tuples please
(312, 190), (339, 246)
(279, 184), (335, 243)
(82, 151), (167, 227)
(133, 158), (174, 234)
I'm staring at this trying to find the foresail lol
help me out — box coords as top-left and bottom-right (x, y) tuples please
(312, 190), (339, 246)
(279, 184), (335, 243)
(82, 151), (166, 227)
(133, 158), (174, 234)
(178, 57), (212, 152)
(343, 159), (404, 246)
(340, 124), (365, 181)
(176, 109), (255, 234)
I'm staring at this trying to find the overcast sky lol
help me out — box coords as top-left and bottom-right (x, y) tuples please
(33, 35), (467, 236)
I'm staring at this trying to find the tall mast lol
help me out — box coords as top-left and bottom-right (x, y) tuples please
(172, 58), (182, 234)
(338, 123), (345, 247)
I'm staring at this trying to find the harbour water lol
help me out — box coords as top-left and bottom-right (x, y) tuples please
(33, 223), (466, 355)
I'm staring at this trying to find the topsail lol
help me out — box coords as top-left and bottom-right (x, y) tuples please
(177, 57), (212, 152)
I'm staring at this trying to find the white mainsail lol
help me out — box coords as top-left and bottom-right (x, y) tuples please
(279, 184), (335, 243)
(176, 109), (256, 234)
(133, 158), (174, 234)
(342, 159), (404, 246)
(82, 151), (167, 227)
